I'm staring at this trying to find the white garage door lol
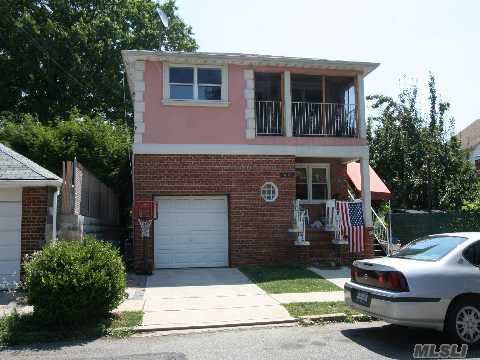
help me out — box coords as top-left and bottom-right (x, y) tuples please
(0, 188), (22, 289)
(154, 196), (228, 268)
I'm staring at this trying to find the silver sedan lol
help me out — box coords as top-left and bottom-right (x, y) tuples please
(345, 232), (480, 346)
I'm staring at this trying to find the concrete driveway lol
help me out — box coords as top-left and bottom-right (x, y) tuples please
(138, 268), (294, 331)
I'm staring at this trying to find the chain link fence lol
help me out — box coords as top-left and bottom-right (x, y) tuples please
(391, 211), (480, 245)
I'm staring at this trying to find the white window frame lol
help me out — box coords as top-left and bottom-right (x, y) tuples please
(261, 182), (279, 203)
(295, 163), (331, 204)
(163, 63), (229, 107)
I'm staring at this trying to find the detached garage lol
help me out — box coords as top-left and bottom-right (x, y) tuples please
(0, 143), (62, 289)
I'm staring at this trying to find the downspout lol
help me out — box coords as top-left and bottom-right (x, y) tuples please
(52, 187), (59, 242)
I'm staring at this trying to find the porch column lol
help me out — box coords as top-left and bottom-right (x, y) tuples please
(284, 71), (292, 137)
(357, 74), (367, 139)
(360, 155), (373, 227)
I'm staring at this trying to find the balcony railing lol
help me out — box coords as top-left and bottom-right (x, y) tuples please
(255, 100), (283, 136)
(292, 102), (357, 137)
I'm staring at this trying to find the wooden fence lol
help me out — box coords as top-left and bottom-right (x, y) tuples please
(60, 159), (119, 224)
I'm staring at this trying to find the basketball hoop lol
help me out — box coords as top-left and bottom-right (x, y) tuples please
(138, 218), (153, 237)
(134, 201), (156, 237)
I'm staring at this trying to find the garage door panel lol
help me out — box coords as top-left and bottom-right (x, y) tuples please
(0, 260), (21, 273)
(0, 196), (22, 289)
(0, 244), (21, 258)
(158, 212), (226, 223)
(156, 253), (227, 268)
(0, 230), (22, 243)
(156, 242), (227, 252)
(0, 204), (22, 217)
(156, 236), (225, 249)
(0, 217), (21, 231)
(154, 196), (228, 268)
(156, 226), (227, 237)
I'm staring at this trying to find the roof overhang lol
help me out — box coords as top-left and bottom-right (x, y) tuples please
(122, 50), (380, 98)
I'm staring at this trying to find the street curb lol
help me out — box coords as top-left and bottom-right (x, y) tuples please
(132, 313), (371, 333)
(299, 313), (372, 323)
(133, 318), (297, 333)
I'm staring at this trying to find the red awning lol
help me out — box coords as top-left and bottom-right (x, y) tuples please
(346, 162), (391, 201)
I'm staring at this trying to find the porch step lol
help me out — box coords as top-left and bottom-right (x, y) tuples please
(305, 230), (339, 264)
(305, 229), (332, 243)
(373, 240), (386, 257)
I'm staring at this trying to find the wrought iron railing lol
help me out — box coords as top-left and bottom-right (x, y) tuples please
(348, 189), (395, 255)
(255, 100), (283, 136)
(293, 199), (309, 244)
(292, 102), (357, 137)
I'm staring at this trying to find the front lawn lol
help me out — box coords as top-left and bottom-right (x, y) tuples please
(0, 310), (143, 346)
(284, 301), (361, 318)
(240, 265), (340, 294)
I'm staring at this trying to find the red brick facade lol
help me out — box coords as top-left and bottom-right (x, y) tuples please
(21, 187), (48, 261)
(133, 154), (374, 272)
(134, 155), (296, 272)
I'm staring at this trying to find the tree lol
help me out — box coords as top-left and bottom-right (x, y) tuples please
(0, 112), (132, 217)
(367, 74), (480, 210)
(0, 0), (197, 125)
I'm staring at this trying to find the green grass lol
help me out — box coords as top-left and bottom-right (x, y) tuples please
(284, 301), (361, 318)
(0, 310), (143, 346)
(240, 265), (341, 294)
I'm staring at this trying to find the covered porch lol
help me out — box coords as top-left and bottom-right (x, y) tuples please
(289, 154), (375, 265)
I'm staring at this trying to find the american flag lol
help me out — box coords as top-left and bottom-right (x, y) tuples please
(336, 201), (365, 253)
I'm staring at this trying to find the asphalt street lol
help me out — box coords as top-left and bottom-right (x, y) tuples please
(1, 321), (480, 360)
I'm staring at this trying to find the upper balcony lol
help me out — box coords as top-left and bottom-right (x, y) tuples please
(122, 50), (379, 146)
(255, 73), (357, 138)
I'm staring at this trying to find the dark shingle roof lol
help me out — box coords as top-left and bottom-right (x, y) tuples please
(0, 143), (61, 181)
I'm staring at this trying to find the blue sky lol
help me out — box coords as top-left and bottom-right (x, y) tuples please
(175, 0), (479, 133)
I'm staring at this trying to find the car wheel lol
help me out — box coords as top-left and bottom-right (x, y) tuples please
(446, 298), (480, 347)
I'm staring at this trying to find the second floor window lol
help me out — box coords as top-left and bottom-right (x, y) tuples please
(168, 66), (223, 101)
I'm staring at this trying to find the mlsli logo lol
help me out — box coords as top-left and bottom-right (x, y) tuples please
(413, 344), (468, 359)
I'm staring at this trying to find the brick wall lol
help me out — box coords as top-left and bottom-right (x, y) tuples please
(133, 154), (297, 272)
(133, 154), (374, 272)
(21, 187), (48, 261)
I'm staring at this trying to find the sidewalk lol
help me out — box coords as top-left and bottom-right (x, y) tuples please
(308, 266), (350, 289)
(114, 273), (146, 313)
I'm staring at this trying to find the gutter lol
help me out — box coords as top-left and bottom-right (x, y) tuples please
(52, 187), (59, 242)
(0, 179), (63, 187)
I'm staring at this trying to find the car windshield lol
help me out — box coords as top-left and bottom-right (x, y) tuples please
(392, 236), (467, 261)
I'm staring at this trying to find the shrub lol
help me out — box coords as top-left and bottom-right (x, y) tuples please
(23, 236), (126, 325)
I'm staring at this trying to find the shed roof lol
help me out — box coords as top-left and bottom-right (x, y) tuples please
(0, 143), (62, 185)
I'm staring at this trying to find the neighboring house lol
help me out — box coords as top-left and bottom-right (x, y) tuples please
(458, 118), (480, 169)
(0, 143), (62, 289)
(122, 50), (380, 273)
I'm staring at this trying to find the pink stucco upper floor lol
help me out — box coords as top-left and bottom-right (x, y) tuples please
(142, 61), (367, 147)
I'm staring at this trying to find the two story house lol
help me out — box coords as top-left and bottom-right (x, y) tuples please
(122, 50), (379, 273)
